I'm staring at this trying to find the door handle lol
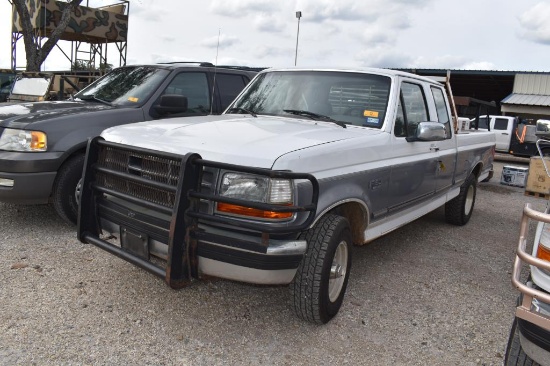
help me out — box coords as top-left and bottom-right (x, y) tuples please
(502, 133), (509, 135)
(430, 146), (439, 152)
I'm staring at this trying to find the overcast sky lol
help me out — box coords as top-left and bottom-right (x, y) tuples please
(1, 0), (549, 72)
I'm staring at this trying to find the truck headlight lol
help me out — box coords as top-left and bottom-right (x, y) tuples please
(0, 128), (47, 151)
(217, 172), (294, 219)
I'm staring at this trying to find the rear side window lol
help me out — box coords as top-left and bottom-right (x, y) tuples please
(216, 74), (248, 111)
(494, 118), (509, 130)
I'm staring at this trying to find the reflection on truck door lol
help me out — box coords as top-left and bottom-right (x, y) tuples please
(388, 80), (437, 211)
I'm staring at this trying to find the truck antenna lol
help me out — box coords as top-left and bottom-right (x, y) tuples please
(210, 29), (221, 115)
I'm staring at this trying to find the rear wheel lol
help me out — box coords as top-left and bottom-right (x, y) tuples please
(52, 154), (85, 225)
(290, 214), (352, 324)
(445, 173), (476, 226)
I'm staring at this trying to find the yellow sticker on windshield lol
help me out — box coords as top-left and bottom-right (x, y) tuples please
(363, 110), (379, 118)
(128, 97), (139, 102)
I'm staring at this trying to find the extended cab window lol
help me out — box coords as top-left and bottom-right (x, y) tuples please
(430, 86), (452, 139)
(394, 82), (428, 137)
(161, 72), (210, 114)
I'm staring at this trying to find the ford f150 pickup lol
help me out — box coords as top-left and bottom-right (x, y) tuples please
(77, 67), (496, 324)
(0, 62), (257, 224)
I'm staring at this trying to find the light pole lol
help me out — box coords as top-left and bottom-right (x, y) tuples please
(294, 11), (302, 66)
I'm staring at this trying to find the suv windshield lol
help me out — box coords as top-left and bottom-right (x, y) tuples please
(228, 71), (392, 128)
(74, 66), (169, 106)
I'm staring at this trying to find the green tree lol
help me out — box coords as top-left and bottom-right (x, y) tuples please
(11, 0), (83, 71)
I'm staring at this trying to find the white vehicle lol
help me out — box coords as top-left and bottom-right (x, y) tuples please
(506, 150), (550, 366)
(77, 67), (496, 323)
(471, 115), (518, 152)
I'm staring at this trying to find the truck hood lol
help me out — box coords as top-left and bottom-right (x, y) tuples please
(0, 101), (113, 126)
(102, 115), (381, 168)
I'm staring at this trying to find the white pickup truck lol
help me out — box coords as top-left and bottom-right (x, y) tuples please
(77, 67), (496, 324)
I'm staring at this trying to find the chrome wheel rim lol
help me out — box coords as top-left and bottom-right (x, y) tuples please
(329, 240), (348, 302)
(465, 184), (475, 216)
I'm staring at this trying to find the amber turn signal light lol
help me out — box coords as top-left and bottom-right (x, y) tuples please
(217, 202), (293, 219)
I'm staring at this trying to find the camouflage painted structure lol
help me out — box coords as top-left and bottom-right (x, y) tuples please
(11, 0), (129, 71)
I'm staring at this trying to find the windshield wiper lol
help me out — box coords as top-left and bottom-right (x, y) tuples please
(283, 109), (346, 128)
(78, 94), (112, 106)
(226, 107), (257, 117)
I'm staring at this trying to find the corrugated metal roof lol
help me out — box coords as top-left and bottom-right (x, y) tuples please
(501, 93), (550, 106)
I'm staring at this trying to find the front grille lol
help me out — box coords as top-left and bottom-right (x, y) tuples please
(95, 144), (217, 213)
(97, 145), (182, 208)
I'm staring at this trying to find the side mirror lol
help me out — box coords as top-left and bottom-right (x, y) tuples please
(154, 94), (188, 115)
(407, 122), (447, 142)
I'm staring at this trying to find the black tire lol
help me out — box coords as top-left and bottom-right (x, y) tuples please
(445, 173), (476, 226)
(290, 214), (352, 324)
(504, 318), (538, 366)
(52, 154), (85, 225)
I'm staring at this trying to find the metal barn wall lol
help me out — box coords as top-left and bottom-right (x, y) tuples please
(513, 74), (550, 95)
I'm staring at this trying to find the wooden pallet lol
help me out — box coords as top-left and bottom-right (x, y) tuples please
(524, 191), (550, 200)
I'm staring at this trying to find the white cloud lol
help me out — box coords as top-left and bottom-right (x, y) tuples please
(354, 48), (414, 68)
(199, 34), (240, 49)
(209, 0), (279, 17)
(253, 14), (287, 33)
(461, 61), (496, 71)
(519, 2), (550, 45)
(0, 0), (549, 72)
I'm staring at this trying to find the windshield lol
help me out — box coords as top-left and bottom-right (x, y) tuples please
(228, 71), (392, 128)
(74, 66), (170, 106)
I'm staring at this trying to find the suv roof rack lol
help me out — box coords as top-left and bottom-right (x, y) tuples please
(157, 61), (215, 67)
(155, 62), (266, 72)
(216, 65), (267, 72)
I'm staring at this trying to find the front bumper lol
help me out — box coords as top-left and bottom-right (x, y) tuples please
(0, 170), (56, 204)
(92, 206), (307, 285)
(517, 290), (550, 366)
(78, 137), (318, 288)
(0, 150), (63, 204)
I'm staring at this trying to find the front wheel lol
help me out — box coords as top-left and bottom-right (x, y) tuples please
(445, 172), (476, 226)
(290, 214), (352, 324)
(52, 154), (85, 225)
(504, 318), (538, 366)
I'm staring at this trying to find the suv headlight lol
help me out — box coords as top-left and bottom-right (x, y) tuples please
(217, 172), (294, 219)
(0, 128), (47, 151)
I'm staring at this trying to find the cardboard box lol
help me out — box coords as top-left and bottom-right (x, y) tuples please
(501, 166), (529, 188)
(525, 157), (550, 195)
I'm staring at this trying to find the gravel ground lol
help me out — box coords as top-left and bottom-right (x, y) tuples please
(0, 158), (546, 365)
